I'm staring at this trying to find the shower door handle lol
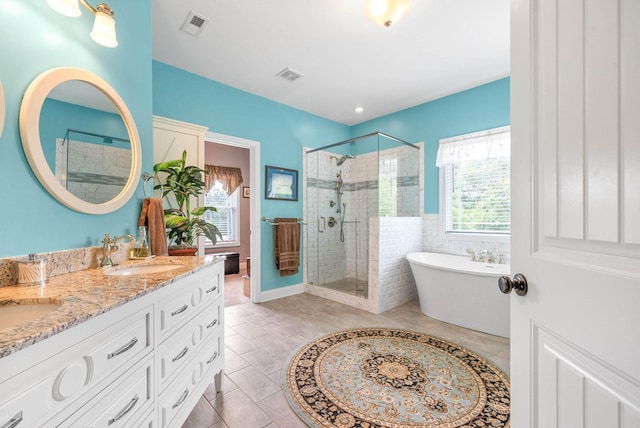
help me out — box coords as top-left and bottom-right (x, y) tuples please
(318, 216), (326, 233)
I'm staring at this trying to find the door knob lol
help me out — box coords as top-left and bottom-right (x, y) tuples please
(498, 274), (528, 296)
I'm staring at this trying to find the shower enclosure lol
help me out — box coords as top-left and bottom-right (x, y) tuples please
(304, 132), (421, 301)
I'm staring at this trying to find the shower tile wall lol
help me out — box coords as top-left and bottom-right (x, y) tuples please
(305, 150), (348, 285)
(369, 217), (423, 313)
(378, 145), (421, 217)
(305, 143), (422, 288)
(56, 139), (131, 204)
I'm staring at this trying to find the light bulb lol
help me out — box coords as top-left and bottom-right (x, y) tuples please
(46, 0), (81, 17)
(365, 0), (412, 28)
(90, 5), (118, 48)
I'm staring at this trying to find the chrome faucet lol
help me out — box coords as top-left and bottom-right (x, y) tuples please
(466, 248), (476, 262)
(100, 233), (136, 268)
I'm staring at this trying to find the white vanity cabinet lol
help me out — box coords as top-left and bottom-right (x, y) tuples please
(155, 262), (224, 427)
(0, 300), (154, 428)
(0, 259), (224, 428)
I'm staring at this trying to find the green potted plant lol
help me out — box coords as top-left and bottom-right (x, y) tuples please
(153, 150), (222, 255)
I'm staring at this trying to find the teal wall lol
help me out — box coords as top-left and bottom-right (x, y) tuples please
(351, 77), (511, 213)
(152, 61), (350, 290)
(0, 2), (509, 293)
(0, 0), (152, 257)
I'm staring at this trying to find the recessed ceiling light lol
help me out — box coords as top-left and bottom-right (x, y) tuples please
(354, 106), (364, 113)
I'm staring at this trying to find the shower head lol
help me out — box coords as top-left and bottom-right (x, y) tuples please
(332, 154), (355, 166)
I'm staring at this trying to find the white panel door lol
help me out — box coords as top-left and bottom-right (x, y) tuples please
(511, 0), (640, 426)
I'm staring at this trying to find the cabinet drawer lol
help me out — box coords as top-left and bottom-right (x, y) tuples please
(60, 356), (154, 428)
(158, 365), (195, 428)
(0, 306), (152, 428)
(158, 333), (221, 428)
(157, 301), (221, 391)
(200, 268), (222, 306)
(84, 310), (151, 387)
(157, 284), (201, 339)
(156, 267), (222, 343)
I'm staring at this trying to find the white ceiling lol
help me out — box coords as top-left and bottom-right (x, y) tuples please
(152, 0), (510, 126)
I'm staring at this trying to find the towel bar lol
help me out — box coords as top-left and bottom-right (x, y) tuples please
(261, 217), (305, 226)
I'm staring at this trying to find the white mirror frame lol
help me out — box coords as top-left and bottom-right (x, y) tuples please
(20, 67), (142, 214)
(0, 80), (5, 138)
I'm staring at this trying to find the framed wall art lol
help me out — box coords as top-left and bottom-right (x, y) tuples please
(265, 165), (298, 201)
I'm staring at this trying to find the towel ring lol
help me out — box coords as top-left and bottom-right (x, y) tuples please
(143, 172), (163, 198)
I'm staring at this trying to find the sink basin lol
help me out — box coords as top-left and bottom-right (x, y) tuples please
(0, 302), (61, 330)
(104, 264), (182, 276)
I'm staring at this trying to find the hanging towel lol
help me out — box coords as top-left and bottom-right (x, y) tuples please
(274, 218), (300, 277)
(138, 198), (168, 256)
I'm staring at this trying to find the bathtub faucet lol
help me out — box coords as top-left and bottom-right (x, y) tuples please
(477, 250), (489, 263)
(466, 248), (476, 262)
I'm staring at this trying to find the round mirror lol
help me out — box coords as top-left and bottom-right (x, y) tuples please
(0, 80), (5, 138)
(20, 68), (141, 214)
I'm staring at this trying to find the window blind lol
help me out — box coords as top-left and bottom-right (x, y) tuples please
(437, 126), (511, 234)
(204, 182), (239, 243)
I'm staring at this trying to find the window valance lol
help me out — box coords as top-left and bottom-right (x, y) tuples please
(205, 165), (243, 196)
(436, 126), (511, 167)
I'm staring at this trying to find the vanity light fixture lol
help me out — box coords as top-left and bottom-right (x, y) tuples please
(365, 0), (412, 28)
(45, 0), (118, 48)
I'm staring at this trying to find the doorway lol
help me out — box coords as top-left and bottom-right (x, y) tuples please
(204, 131), (261, 305)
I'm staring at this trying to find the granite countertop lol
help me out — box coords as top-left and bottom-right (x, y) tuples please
(0, 255), (224, 359)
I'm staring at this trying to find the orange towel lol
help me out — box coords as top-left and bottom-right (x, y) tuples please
(138, 198), (168, 256)
(274, 218), (300, 277)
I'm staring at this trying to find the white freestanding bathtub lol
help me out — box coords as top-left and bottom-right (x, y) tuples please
(406, 252), (510, 338)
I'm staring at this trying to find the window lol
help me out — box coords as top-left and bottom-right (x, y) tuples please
(437, 126), (510, 234)
(204, 181), (239, 246)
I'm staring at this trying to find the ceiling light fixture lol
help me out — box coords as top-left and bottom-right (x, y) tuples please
(365, 0), (412, 28)
(45, 0), (118, 47)
(354, 106), (364, 113)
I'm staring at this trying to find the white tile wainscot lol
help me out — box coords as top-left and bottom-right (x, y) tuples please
(370, 217), (423, 313)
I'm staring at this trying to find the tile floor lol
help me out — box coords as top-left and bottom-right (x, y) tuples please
(181, 291), (510, 428)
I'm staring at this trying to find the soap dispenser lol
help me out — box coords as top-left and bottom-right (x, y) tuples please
(132, 226), (150, 258)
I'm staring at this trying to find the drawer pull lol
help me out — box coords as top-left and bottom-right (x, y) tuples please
(107, 395), (139, 426)
(2, 411), (23, 428)
(207, 351), (218, 364)
(107, 337), (139, 359)
(171, 304), (188, 316)
(206, 285), (218, 294)
(206, 319), (218, 329)
(172, 346), (189, 362)
(172, 389), (189, 409)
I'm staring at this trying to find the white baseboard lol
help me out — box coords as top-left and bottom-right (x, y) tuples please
(255, 283), (304, 303)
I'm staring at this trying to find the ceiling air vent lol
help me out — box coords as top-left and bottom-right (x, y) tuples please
(180, 11), (209, 37)
(276, 68), (303, 82)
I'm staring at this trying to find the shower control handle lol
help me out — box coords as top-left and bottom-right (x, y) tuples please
(498, 274), (528, 296)
(318, 216), (325, 233)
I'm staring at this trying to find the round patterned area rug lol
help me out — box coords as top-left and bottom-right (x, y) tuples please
(282, 328), (510, 427)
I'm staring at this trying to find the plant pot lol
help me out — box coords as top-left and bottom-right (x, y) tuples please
(168, 246), (198, 257)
